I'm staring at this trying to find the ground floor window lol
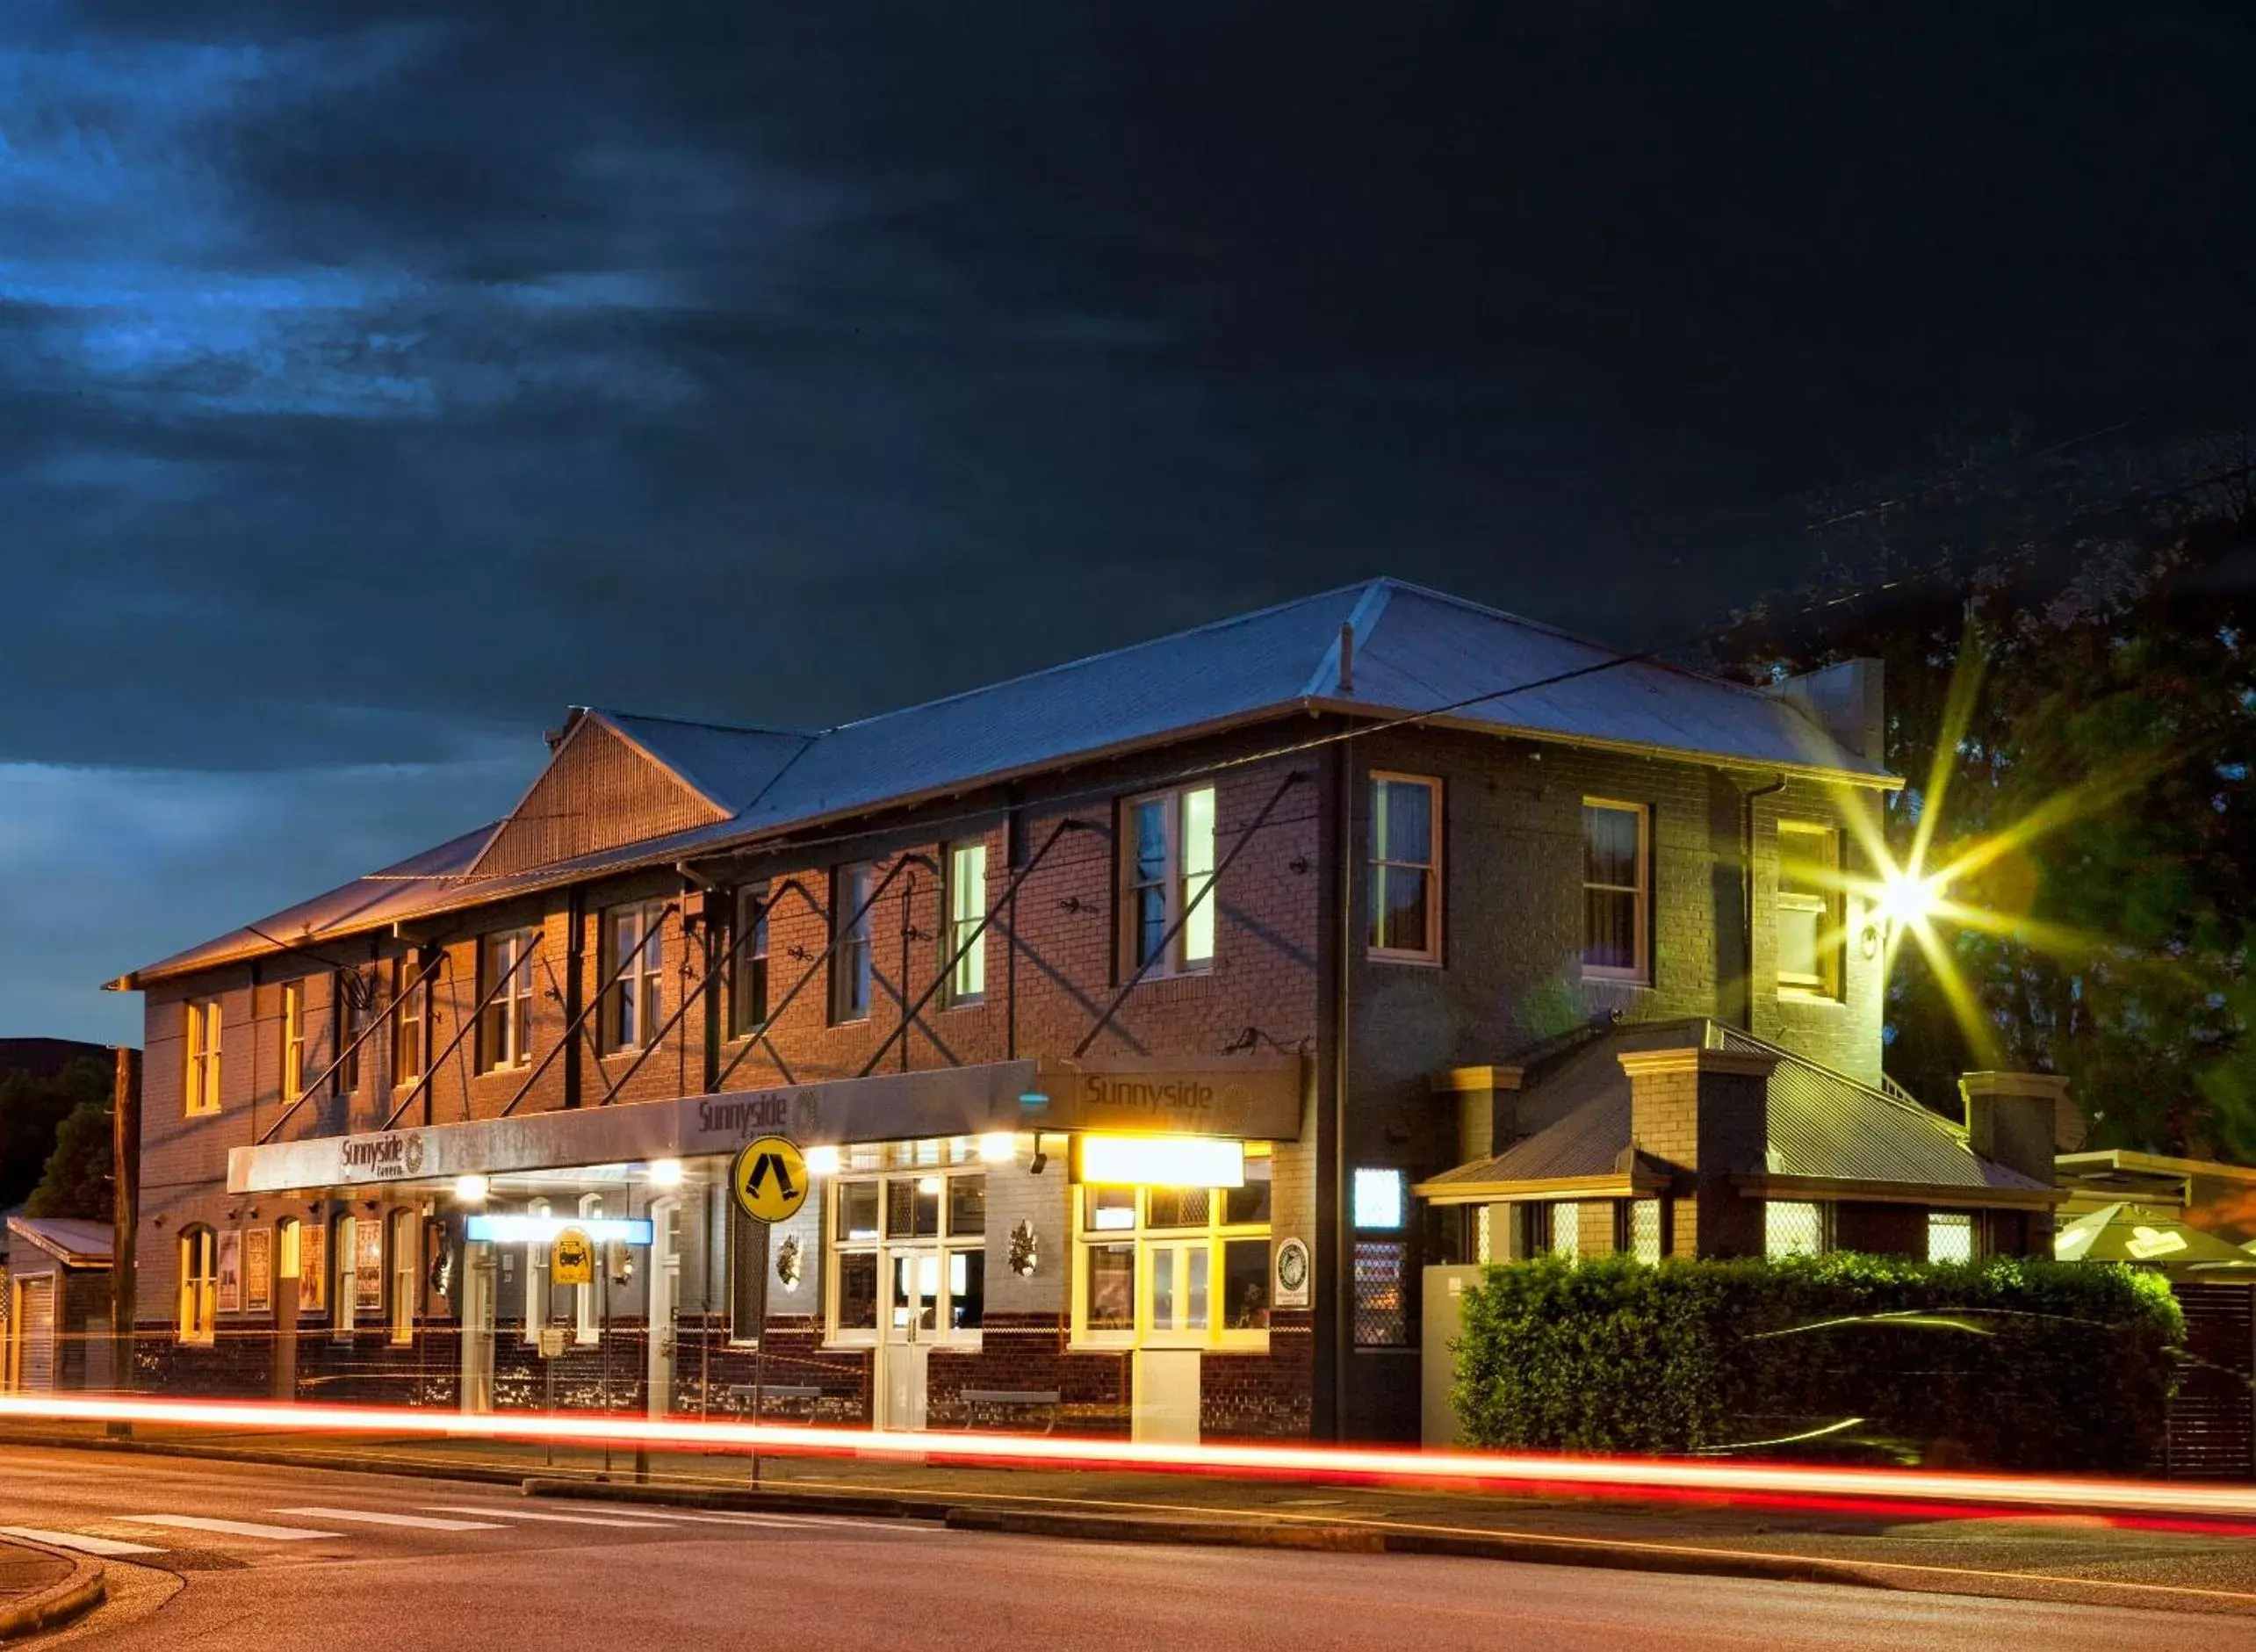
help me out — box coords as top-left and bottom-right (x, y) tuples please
(177, 1226), (217, 1344)
(390, 1210), (418, 1345)
(1764, 1200), (1828, 1259)
(1625, 1198), (1663, 1263)
(826, 1140), (987, 1347)
(1927, 1210), (1975, 1263)
(1073, 1144), (1272, 1349)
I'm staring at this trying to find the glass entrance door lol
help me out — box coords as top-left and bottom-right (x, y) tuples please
(880, 1248), (937, 1430)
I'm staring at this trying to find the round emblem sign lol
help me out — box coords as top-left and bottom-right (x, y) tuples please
(731, 1135), (811, 1223)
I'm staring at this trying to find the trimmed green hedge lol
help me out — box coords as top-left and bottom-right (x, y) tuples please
(1452, 1253), (2184, 1471)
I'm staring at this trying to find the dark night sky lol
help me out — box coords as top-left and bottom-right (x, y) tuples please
(5, 2), (2254, 1042)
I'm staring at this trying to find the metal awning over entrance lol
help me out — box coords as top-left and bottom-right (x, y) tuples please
(227, 1054), (1305, 1196)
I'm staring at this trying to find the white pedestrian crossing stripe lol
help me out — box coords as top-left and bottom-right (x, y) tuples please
(418, 1504), (671, 1529)
(274, 1507), (507, 1532)
(115, 1514), (340, 1540)
(0, 1525), (164, 1557)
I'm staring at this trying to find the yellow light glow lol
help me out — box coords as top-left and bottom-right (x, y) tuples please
(647, 1158), (684, 1189)
(977, 1131), (1016, 1164)
(452, 1174), (489, 1205)
(1078, 1134), (1244, 1188)
(803, 1144), (842, 1178)
(1875, 868), (1944, 931)
(916, 1174), (943, 1194)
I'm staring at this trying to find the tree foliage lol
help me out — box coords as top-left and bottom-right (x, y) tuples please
(0, 1057), (110, 1211)
(1454, 1254), (2182, 1471)
(25, 1098), (114, 1220)
(1718, 425), (2256, 1155)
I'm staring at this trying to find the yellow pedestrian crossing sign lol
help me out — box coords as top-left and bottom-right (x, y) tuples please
(732, 1135), (810, 1223)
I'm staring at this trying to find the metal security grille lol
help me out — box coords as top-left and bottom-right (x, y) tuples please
(1628, 1200), (1662, 1264)
(18, 1278), (55, 1392)
(1352, 1239), (1409, 1346)
(1764, 1200), (1826, 1259)
(2168, 1283), (2254, 1480)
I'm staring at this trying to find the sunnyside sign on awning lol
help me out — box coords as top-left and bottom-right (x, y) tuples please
(227, 1054), (1307, 1195)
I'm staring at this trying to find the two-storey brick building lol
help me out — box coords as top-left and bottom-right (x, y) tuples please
(106, 579), (2061, 1442)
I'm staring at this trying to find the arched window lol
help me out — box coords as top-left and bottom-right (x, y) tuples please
(524, 1197), (551, 1345)
(333, 1214), (357, 1337)
(177, 1226), (218, 1345)
(390, 1210), (418, 1345)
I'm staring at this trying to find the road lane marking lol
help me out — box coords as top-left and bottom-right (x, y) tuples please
(418, 1505), (670, 1529)
(273, 1507), (507, 1532)
(114, 1514), (340, 1540)
(0, 1525), (164, 1556)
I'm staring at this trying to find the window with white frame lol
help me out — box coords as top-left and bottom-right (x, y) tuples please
(1072, 1147), (1272, 1349)
(947, 842), (987, 1005)
(825, 1143), (986, 1345)
(281, 980), (306, 1101)
(1928, 1210), (1975, 1264)
(393, 956), (427, 1088)
(602, 899), (667, 1053)
(1582, 801), (1650, 981)
(1121, 785), (1217, 977)
(832, 863), (875, 1023)
(1369, 774), (1441, 961)
(389, 1210), (418, 1345)
(183, 998), (222, 1115)
(523, 1197), (551, 1343)
(731, 885), (769, 1037)
(177, 1226), (217, 1344)
(1777, 822), (1844, 996)
(479, 928), (539, 1071)
(1765, 1200), (1827, 1259)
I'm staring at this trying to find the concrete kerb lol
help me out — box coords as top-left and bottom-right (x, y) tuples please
(0, 1540), (105, 1643)
(517, 1476), (1887, 1590)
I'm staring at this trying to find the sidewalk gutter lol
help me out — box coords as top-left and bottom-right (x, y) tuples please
(0, 1540), (105, 1643)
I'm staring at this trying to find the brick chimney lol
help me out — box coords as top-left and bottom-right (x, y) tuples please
(1620, 1046), (1779, 1259)
(1430, 1064), (1526, 1164)
(1958, 1071), (2067, 1257)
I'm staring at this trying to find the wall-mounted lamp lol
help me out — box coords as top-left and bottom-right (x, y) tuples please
(648, 1158), (685, 1189)
(453, 1174), (490, 1206)
(1027, 1133), (1050, 1176)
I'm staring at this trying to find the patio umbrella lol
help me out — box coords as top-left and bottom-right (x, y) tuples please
(2055, 1201), (2256, 1269)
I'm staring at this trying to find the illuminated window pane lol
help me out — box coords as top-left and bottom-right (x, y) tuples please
(836, 1181), (881, 1242)
(947, 1174), (986, 1238)
(1582, 803), (1648, 977)
(948, 845), (987, 1001)
(1223, 1152), (1272, 1226)
(1085, 1242), (1135, 1330)
(1928, 1211), (1974, 1264)
(1549, 1201), (1581, 1261)
(1351, 1238), (1408, 1346)
(1085, 1186), (1137, 1232)
(1353, 1167), (1405, 1230)
(948, 1248), (984, 1331)
(1182, 787), (1216, 966)
(1628, 1199), (1662, 1264)
(1765, 1200), (1826, 1259)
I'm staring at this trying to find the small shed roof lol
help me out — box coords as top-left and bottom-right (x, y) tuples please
(4, 1216), (114, 1268)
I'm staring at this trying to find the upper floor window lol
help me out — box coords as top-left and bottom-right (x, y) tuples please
(183, 998), (222, 1115)
(832, 863), (875, 1024)
(177, 1225), (217, 1345)
(731, 885), (769, 1037)
(1582, 800), (1650, 983)
(392, 956), (427, 1087)
(1122, 785), (1216, 977)
(947, 842), (987, 1005)
(1777, 822), (1844, 997)
(602, 899), (667, 1053)
(1369, 774), (1441, 962)
(335, 971), (366, 1093)
(280, 981), (306, 1101)
(478, 928), (539, 1072)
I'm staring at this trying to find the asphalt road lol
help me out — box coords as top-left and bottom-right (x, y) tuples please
(4, 1446), (2253, 1651)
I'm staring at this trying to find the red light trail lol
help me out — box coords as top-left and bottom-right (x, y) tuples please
(4, 1392), (2252, 1525)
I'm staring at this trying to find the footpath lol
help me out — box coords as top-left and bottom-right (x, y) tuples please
(0, 1533), (104, 1641)
(6, 1421), (2256, 1620)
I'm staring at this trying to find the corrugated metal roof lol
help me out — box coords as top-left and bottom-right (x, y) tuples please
(1421, 1019), (2048, 1196)
(124, 578), (1896, 985)
(5, 1216), (113, 1266)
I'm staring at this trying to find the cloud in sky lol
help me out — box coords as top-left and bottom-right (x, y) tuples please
(3, 2), (2254, 1039)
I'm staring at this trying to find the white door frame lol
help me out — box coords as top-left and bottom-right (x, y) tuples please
(646, 1197), (680, 1418)
(459, 1241), (495, 1415)
(878, 1245), (935, 1431)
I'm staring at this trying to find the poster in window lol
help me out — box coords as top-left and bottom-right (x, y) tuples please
(299, 1223), (327, 1311)
(244, 1227), (273, 1312)
(356, 1217), (386, 1312)
(217, 1230), (243, 1314)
